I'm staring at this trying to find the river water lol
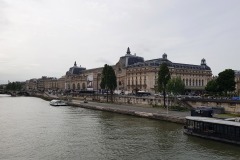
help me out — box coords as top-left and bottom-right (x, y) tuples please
(0, 94), (239, 160)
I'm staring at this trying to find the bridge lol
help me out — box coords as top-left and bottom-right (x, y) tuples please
(3, 91), (31, 96)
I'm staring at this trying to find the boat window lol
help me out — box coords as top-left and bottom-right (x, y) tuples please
(236, 127), (240, 140)
(223, 125), (228, 136)
(187, 120), (194, 128)
(228, 126), (235, 138)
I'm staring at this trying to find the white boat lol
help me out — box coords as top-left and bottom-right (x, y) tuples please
(50, 99), (67, 106)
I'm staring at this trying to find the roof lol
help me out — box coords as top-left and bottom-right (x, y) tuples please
(127, 58), (211, 70)
(186, 116), (240, 127)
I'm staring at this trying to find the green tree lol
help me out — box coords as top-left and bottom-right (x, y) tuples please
(217, 69), (235, 95)
(107, 65), (117, 102)
(167, 77), (185, 95)
(100, 65), (108, 89)
(6, 82), (22, 91)
(100, 64), (117, 102)
(158, 63), (171, 107)
(205, 79), (219, 94)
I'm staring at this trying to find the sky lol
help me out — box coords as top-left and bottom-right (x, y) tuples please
(0, 0), (240, 84)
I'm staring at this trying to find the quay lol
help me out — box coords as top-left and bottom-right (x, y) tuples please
(35, 93), (189, 124)
(69, 100), (188, 124)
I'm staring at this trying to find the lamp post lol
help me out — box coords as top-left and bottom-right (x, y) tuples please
(96, 73), (101, 101)
(167, 94), (168, 114)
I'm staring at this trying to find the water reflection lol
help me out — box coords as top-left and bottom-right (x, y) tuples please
(0, 95), (239, 160)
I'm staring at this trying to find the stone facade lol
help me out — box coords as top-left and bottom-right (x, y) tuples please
(26, 79), (37, 90)
(235, 70), (240, 95)
(125, 52), (212, 94)
(61, 48), (212, 94)
(25, 47), (213, 94)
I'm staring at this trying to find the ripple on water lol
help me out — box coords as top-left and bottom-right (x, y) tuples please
(0, 96), (240, 160)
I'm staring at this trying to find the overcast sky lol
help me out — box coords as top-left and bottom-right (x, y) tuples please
(0, 0), (240, 84)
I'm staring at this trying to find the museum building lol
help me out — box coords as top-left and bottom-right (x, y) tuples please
(64, 47), (213, 94)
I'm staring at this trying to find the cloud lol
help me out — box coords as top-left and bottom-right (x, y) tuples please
(0, 0), (240, 83)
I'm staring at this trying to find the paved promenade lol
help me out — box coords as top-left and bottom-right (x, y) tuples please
(41, 92), (190, 124)
(68, 99), (190, 124)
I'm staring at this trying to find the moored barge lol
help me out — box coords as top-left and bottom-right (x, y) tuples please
(184, 116), (240, 145)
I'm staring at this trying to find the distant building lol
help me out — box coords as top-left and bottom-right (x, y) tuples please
(62, 47), (212, 94)
(24, 47), (213, 94)
(65, 62), (87, 90)
(235, 70), (240, 95)
(26, 79), (38, 91)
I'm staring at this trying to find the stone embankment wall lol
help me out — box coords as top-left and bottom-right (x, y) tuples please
(76, 95), (240, 114)
(72, 95), (175, 107)
(32, 93), (186, 124)
(32, 92), (240, 114)
(68, 102), (185, 124)
(183, 99), (240, 114)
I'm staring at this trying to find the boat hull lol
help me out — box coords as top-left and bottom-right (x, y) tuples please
(184, 128), (240, 145)
(49, 100), (67, 106)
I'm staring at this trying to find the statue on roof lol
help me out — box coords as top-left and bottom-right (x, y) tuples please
(126, 47), (131, 54)
(162, 53), (167, 59)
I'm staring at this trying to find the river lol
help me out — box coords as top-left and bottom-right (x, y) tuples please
(0, 94), (239, 160)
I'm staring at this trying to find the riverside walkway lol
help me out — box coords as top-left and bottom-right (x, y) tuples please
(42, 92), (190, 124)
(69, 99), (190, 124)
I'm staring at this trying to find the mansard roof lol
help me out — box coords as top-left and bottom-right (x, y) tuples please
(119, 47), (144, 67)
(127, 57), (211, 71)
(235, 70), (240, 75)
(66, 62), (86, 75)
(170, 62), (211, 70)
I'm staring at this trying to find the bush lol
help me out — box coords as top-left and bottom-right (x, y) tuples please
(169, 105), (189, 111)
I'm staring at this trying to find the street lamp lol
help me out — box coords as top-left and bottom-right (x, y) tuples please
(96, 73), (101, 101)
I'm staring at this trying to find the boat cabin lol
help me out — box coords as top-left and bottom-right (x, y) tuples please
(185, 116), (240, 144)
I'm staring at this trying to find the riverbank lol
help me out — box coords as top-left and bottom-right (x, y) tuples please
(33, 93), (189, 124)
(69, 101), (188, 124)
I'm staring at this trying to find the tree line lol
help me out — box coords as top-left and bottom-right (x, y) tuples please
(205, 69), (236, 96)
(6, 82), (23, 91)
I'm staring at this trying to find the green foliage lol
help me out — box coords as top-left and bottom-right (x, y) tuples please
(100, 64), (108, 89)
(205, 79), (219, 94)
(169, 105), (189, 112)
(107, 66), (117, 92)
(157, 63), (171, 92)
(6, 82), (22, 91)
(100, 64), (117, 102)
(167, 77), (185, 95)
(205, 69), (236, 96)
(157, 63), (171, 107)
(217, 69), (235, 94)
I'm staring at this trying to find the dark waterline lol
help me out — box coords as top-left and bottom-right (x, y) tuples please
(0, 95), (239, 160)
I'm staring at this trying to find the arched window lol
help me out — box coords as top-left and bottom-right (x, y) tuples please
(77, 83), (80, 90)
(82, 83), (86, 90)
(199, 80), (201, 86)
(189, 79), (192, 86)
(202, 80), (204, 86)
(186, 79), (188, 86)
(193, 79), (195, 86)
(72, 84), (75, 90)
